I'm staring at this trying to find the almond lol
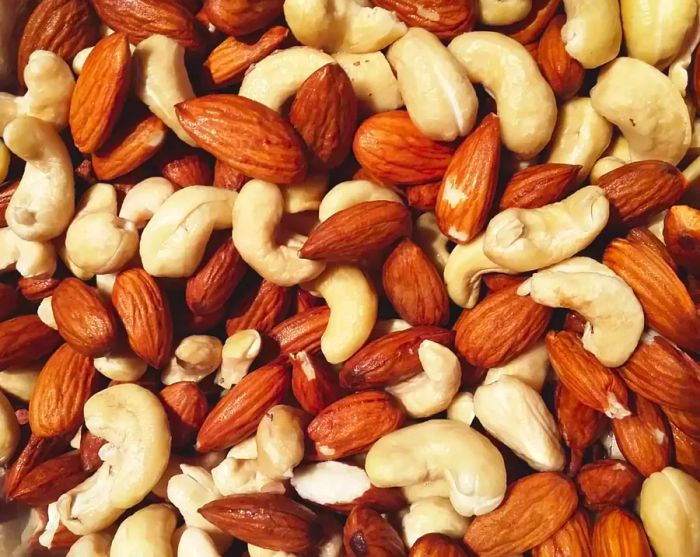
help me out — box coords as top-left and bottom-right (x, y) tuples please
(436, 113), (501, 243)
(79, 431), (107, 473)
(179, 304), (228, 336)
(353, 111), (455, 186)
(200, 493), (317, 552)
(482, 273), (527, 291)
(628, 226), (679, 271)
(203, 0), (284, 36)
(663, 406), (700, 440)
(591, 508), (653, 557)
(409, 533), (468, 557)
(497, 0), (561, 44)
(152, 138), (214, 188)
(213, 159), (248, 191)
(671, 422), (700, 480)
(111, 268), (173, 369)
(532, 510), (593, 557)
(290, 351), (342, 416)
(500, 163), (581, 209)
(300, 201), (411, 262)
(0, 180), (19, 227)
(664, 205), (700, 274)
(4, 435), (68, 500)
(464, 472), (578, 556)
(373, 0), (475, 38)
(269, 306), (331, 355)
(226, 279), (291, 336)
(159, 382), (208, 450)
(29, 344), (97, 437)
(692, 40), (700, 110)
(196, 360), (290, 452)
(537, 15), (584, 100)
(17, 276), (62, 301)
(307, 391), (405, 460)
(327, 486), (407, 514)
(176, 94), (307, 184)
(0, 283), (17, 321)
(576, 460), (643, 511)
(0, 315), (62, 369)
(406, 182), (440, 211)
(344, 505), (405, 557)
(296, 288), (323, 314)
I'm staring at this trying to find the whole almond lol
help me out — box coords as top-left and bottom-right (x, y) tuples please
(532, 510), (592, 557)
(203, 0), (284, 35)
(664, 205), (700, 274)
(225, 279), (291, 336)
(290, 351), (342, 416)
(373, 0), (475, 37)
(592, 508), (653, 557)
(159, 382), (208, 450)
(406, 182), (440, 211)
(344, 505), (405, 557)
(500, 163), (581, 209)
(214, 159), (248, 191)
(576, 460), (643, 511)
(18, 276), (62, 302)
(269, 306), (331, 355)
(671, 422), (700, 480)
(409, 533), (468, 557)
(537, 15), (584, 100)
(4, 435), (68, 500)
(0, 315), (62, 369)
(152, 138), (214, 188)
(498, 0), (561, 44)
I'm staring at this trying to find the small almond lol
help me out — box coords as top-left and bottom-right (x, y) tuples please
(290, 351), (342, 416)
(159, 382), (208, 450)
(0, 180), (19, 227)
(409, 533), (468, 557)
(152, 138), (214, 188)
(500, 163), (581, 210)
(213, 159), (248, 191)
(344, 505), (405, 557)
(406, 182), (440, 211)
(17, 276), (62, 302)
(532, 509), (593, 557)
(664, 204), (700, 275)
(576, 460), (643, 511)
(537, 15), (584, 100)
(373, 0), (475, 38)
(203, 0), (284, 36)
(591, 508), (653, 557)
(269, 306), (331, 356)
(225, 279), (292, 336)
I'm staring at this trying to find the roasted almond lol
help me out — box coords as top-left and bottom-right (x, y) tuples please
(671, 422), (700, 480)
(663, 406), (700, 440)
(500, 163), (581, 209)
(532, 509), (593, 557)
(483, 273), (527, 292)
(373, 0), (475, 38)
(576, 460), (643, 511)
(152, 138), (214, 188)
(591, 508), (653, 557)
(226, 279), (291, 336)
(406, 182), (440, 211)
(203, 0), (284, 36)
(0, 283), (17, 321)
(295, 288), (323, 314)
(290, 351), (342, 416)
(497, 0), (561, 44)
(213, 159), (248, 191)
(664, 204), (700, 275)
(269, 306), (331, 355)
(4, 435), (68, 500)
(326, 486), (407, 514)
(537, 15), (584, 100)
(409, 533), (468, 557)
(17, 276), (62, 302)
(0, 315), (62, 369)
(344, 505), (405, 557)
(159, 382), (208, 450)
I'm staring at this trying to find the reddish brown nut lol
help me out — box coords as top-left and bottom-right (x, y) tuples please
(0, 315), (62, 369)
(0, 283), (18, 321)
(591, 508), (653, 557)
(226, 279), (292, 336)
(500, 163), (581, 210)
(576, 460), (643, 511)
(203, 0), (284, 36)
(79, 431), (107, 473)
(532, 509), (592, 557)
(664, 205), (700, 275)
(373, 0), (476, 38)
(17, 276), (62, 302)
(290, 351), (342, 416)
(152, 138), (214, 188)
(159, 382), (208, 450)
(409, 533), (467, 557)
(269, 306), (331, 356)
(537, 15), (584, 100)
(344, 505), (405, 557)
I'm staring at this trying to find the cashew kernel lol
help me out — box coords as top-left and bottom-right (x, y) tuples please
(177, 527), (222, 557)
(282, 172), (329, 214)
(0, 389), (19, 465)
(400, 497), (470, 548)
(0, 227), (56, 279)
(446, 392), (475, 427)
(216, 330), (262, 390)
(0, 364), (40, 402)
(483, 341), (549, 392)
(478, 0), (531, 25)
(333, 51), (404, 114)
(110, 504), (177, 557)
(256, 405), (306, 480)
(162, 335), (223, 385)
(94, 346), (148, 383)
(561, 0), (622, 68)
(414, 212), (450, 274)
(318, 179), (402, 222)
(119, 177), (176, 229)
(66, 533), (112, 557)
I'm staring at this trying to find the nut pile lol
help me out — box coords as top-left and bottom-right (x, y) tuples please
(1, 0), (700, 555)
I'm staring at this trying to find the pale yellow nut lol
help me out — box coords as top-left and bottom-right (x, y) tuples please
(282, 172), (329, 214)
(0, 364), (40, 402)
(177, 527), (222, 557)
(216, 330), (262, 390)
(483, 341), (549, 392)
(446, 392), (475, 427)
(478, 0), (531, 25)
(256, 405), (306, 481)
(415, 212), (450, 274)
(119, 177), (176, 229)
(0, 227), (56, 279)
(0, 390), (19, 465)
(318, 179), (402, 222)
(162, 335), (223, 385)
(590, 135), (632, 183)
(402, 480), (451, 503)
(669, 14), (700, 95)
(66, 533), (112, 557)
(94, 346), (147, 383)
(110, 504), (177, 557)
(37, 296), (57, 330)
(71, 46), (93, 75)
(211, 455), (285, 496)
(561, 0), (622, 68)
(291, 461), (372, 506)
(249, 545), (297, 557)
(333, 51), (404, 114)
(0, 140), (9, 182)
(400, 497), (470, 548)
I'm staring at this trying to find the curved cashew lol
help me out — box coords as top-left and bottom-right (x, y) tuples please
(483, 341), (549, 392)
(0, 227), (56, 279)
(66, 533), (112, 557)
(561, 0), (622, 68)
(387, 28), (478, 142)
(256, 405), (306, 480)
(162, 335), (223, 385)
(414, 213), (450, 274)
(284, 0), (407, 53)
(119, 177), (176, 229)
(402, 480), (451, 503)
(239, 47), (334, 112)
(400, 497), (470, 548)
(0, 51), (74, 131)
(216, 330), (262, 390)
(4, 116), (74, 241)
(233, 180), (325, 286)
(386, 340), (461, 418)
(333, 51), (403, 114)
(448, 32), (557, 159)
(94, 346), (147, 382)
(365, 419), (507, 517)
(590, 57), (691, 164)
(282, 173), (329, 214)
(291, 461), (372, 506)
(474, 375), (565, 472)
(518, 257), (644, 366)
(446, 392), (475, 427)
(318, 180), (402, 222)
(57, 384), (171, 535)
(177, 528), (221, 557)
(0, 390), (19, 465)
(141, 186), (236, 278)
(302, 264), (377, 363)
(478, 0), (531, 25)
(0, 364), (40, 402)
(110, 504), (177, 557)
(133, 34), (196, 146)
(483, 186), (610, 272)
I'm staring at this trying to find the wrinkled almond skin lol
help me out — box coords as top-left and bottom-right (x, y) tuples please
(464, 472), (578, 557)
(576, 460), (643, 511)
(203, 0), (284, 36)
(664, 406), (700, 440)
(4, 435), (68, 500)
(296, 288), (323, 314)
(592, 508), (653, 557)
(152, 139), (214, 188)
(344, 505), (405, 557)
(0, 315), (62, 369)
(664, 205), (700, 275)
(0, 181), (19, 227)
(290, 351), (342, 416)
(532, 510), (593, 557)
(17, 276), (62, 302)
(226, 280), (291, 336)
(537, 15), (584, 100)
(374, 0), (475, 38)
(79, 431), (107, 473)
(483, 273), (527, 292)
(214, 159), (248, 191)
(159, 382), (208, 450)
(497, 0), (561, 44)
(406, 182), (440, 211)
(409, 533), (468, 557)
(672, 422), (700, 480)
(269, 306), (331, 355)
(0, 283), (17, 321)
(500, 163), (581, 210)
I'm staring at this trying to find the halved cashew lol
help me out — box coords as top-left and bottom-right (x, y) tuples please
(414, 213), (450, 274)
(233, 180), (325, 286)
(386, 340), (461, 418)
(66, 533), (112, 557)
(365, 419), (507, 517)
(37, 296), (57, 329)
(282, 173), (329, 214)
(547, 97), (613, 184)
(561, 0), (622, 68)
(162, 335), (223, 385)
(387, 28), (478, 141)
(483, 186), (610, 272)
(0, 227), (56, 278)
(110, 504), (177, 557)
(448, 32), (557, 159)
(215, 330), (262, 390)
(239, 47), (334, 112)
(284, 0), (407, 53)
(0, 390), (19, 465)
(333, 52), (404, 114)
(446, 392), (475, 427)
(72, 47), (93, 75)
(4, 116), (74, 241)
(133, 35), (196, 146)
(119, 177), (176, 229)
(483, 341), (549, 392)
(590, 57), (692, 164)
(302, 264), (377, 363)
(474, 375), (565, 472)
(318, 180), (402, 222)
(478, 0), (531, 25)
(94, 346), (148, 382)
(141, 186), (236, 277)
(177, 528), (221, 557)
(291, 461), (372, 506)
(57, 384), (171, 535)
(0, 364), (40, 402)
(256, 405), (306, 480)
(0, 51), (74, 131)
(400, 497), (470, 548)
(518, 257), (644, 367)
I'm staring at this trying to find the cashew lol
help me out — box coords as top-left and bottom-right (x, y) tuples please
(333, 51), (404, 114)
(3, 116), (74, 241)
(39, 503), (68, 550)
(37, 296), (57, 329)
(162, 335), (223, 385)
(561, 0), (622, 68)
(110, 504), (177, 557)
(66, 533), (112, 557)
(474, 375), (565, 472)
(478, 0), (531, 25)
(0, 227), (56, 278)
(215, 330), (262, 390)
(640, 467), (700, 557)
(386, 340), (461, 418)
(119, 177), (176, 229)
(669, 10), (700, 95)
(483, 341), (549, 392)
(72, 47), (93, 75)
(282, 173), (329, 214)
(0, 364), (40, 401)
(239, 47), (334, 112)
(590, 136), (632, 183)
(400, 497), (470, 548)
(302, 264), (377, 363)
(590, 57), (692, 165)
(133, 35), (196, 146)
(141, 186), (236, 278)
(414, 212), (450, 274)
(256, 405), (306, 481)
(518, 257), (644, 366)
(0, 140), (8, 182)
(365, 420), (507, 517)
(446, 392), (475, 427)
(211, 449), (285, 496)
(482, 186), (610, 272)
(249, 546), (297, 557)
(402, 480), (451, 503)
(233, 180), (325, 286)
(0, 51), (74, 132)
(448, 32), (557, 159)
(291, 461), (372, 506)
(229, 436), (259, 460)
(318, 179), (402, 222)
(57, 384), (171, 535)
(94, 346), (148, 382)
(177, 528), (221, 557)
(96, 272), (118, 300)
(370, 318), (412, 340)
(284, 0), (407, 53)
(387, 28), (478, 142)
(0, 389), (19, 465)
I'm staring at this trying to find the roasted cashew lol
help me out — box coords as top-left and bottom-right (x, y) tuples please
(283, 173), (329, 214)
(446, 392), (475, 427)
(0, 389), (19, 464)
(110, 504), (177, 557)
(333, 52), (404, 114)
(119, 177), (176, 229)
(483, 341), (549, 392)
(162, 335), (223, 385)
(177, 527), (222, 557)
(249, 546), (297, 557)
(478, 0), (531, 25)
(414, 212), (450, 274)
(216, 330), (262, 390)
(0, 227), (56, 279)
(0, 364), (40, 402)
(318, 180), (402, 222)
(400, 497), (470, 548)
(291, 461), (372, 506)
(94, 345), (147, 382)
(256, 405), (306, 480)
(561, 0), (622, 68)
(66, 533), (112, 557)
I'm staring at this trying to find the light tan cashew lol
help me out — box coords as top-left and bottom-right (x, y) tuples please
(154, 452), (228, 499)
(72, 46), (93, 75)
(474, 375), (565, 472)
(647, 210), (667, 242)
(141, 186), (236, 278)
(119, 177), (176, 229)
(477, 0), (531, 25)
(284, 0), (407, 53)
(669, 10), (700, 95)
(74, 182), (117, 220)
(94, 346), (148, 382)
(387, 340), (461, 418)
(57, 384), (171, 535)
(256, 405), (306, 481)
(561, 0), (622, 68)
(37, 296), (57, 329)
(402, 480), (451, 503)
(282, 172), (329, 214)
(400, 497), (470, 548)
(446, 392), (475, 427)
(162, 335), (223, 385)
(0, 390), (19, 465)
(0, 139), (8, 182)
(233, 180), (325, 287)
(96, 272), (118, 300)
(133, 34), (196, 146)
(590, 135), (632, 183)
(414, 212), (449, 274)
(483, 341), (549, 392)
(229, 436), (259, 460)
(640, 467), (700, 557)
(387, 28), (478, 142)
(291, 461), (372, 506)
(318, 179), (402, 222)
(110, 504), (177, 557)
(518, 257), (644, 367)
(66, 532), (112, 557)
(249, 545), (297, 557)
(0, 364), (40, 401)
(448, 32), (557, 159)
(0, 50), (74, 131)
(0, 227), (56, 278)
(546, 97), (613, 184)
(39, 502), (69, 550)
(370, 318), (412, 340)
(239, 47), (334, 112)
(365, 419), (507, 517)
(483, 186), (610, 273)
(302, 264), (377, 364)
(177, 528), (222, 557)
(590, 57), (692, 165)
(4, 116), (74, 241)
(216, 330), (262, 390)
(333, 51), (404, 114)
(211, 453), (285, 496)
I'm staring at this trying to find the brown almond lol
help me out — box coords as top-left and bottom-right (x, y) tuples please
(290, 351), (342, 416)
(0, 180), (19, 227)
(482, 273), (527, 292)
(152, 138), (214, 188)
(671, 422), (700, 480)
(159, 382), (208, 450)
(17, 275), (62, 302)
(664, 406), (700, 440)
(576, 460), (643, 511)
(537, 15), (584, 100)
(372, 0), (476, 38)
(327, 486), (407, 515)
(213, 159), (248, 191)
(344, 505), (405, 557)
(269, 306), (331, 355)
(497, 0), (561, 44)
(532, 509), (593, 557)
(500, 163), (581, 209)
(0, 283), (17, 321)
(592, 508), (653, 557)
(226, 279), (291, 336)
(79, 431), (106, 473)
(0, 315), (62, 369)
(410, 533), (468, 557)
(664, 204), (700, 275)
(406, 182), (440, 211)
(4, 435), (68, 500)
(203, 0), (284, 36)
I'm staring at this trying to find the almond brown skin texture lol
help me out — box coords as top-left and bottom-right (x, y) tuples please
(500, 163), (581, 210)
(664, 406), (700, 440)
(537, 15), (584, 100)
(576, 460), (643, 512)
(406, 182), (440, 211)
(4, 435), (69, 500)
(0, 283), (17, 321)
(79, 431), (107, 473)
(672, 422), (700, 480)
(372, 0), (476, 38)
(532, 510), (593, 557)
(0, 315), (62, 369)
(203, 0), (284, 36)
(214, 159), (248, 191)
(17, 276), (62, 302)
(327, 486), (407, 515)
(592, 508), (653, 557)
(290, 351), (342, 416)
(664, 205), (700, 275)
(269, 306), (331, 355)
(152, 138), (214, 189)
(225, 279), (291, 336)
(409, 533), (468, 557)
(159, 382), (208, 450)
(344, 505), (406, 557)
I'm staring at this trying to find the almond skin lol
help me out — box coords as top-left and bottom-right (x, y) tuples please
(203, 0), (284, 36)
(500, 163), (581, 209)
(18, 276), (62, 301)
(344, 505), (405, 557)
(406, 182), (440, 211)
(269, 306), (331, 355)
(79, 431), (107, 473)
(0, 315), (62, 369)
(0, 283), (17, 321)
(576, 460), (643, 511)
(671, 422), (700, 480)
(225, 279), (291, 336)
(409, 533), (468, 557)
(664, 205), (700, 275)
(290, 351), (342, 416)
(327, 486), (407, 514)
(0, 180), (19, 227)
(532, 510), (593, 557)
(4, 435), (69, 500)
(664, 406), (700, 440)
(372, 0), (476, 38)
(592, 508), (653, 557)
(537, 14), (584, 100)
(159, 382), (208, 450)
(152, 138), (214, 188)
(214, 159), (248, 191)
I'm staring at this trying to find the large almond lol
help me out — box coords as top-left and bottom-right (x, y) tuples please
(159, 382), (208, 450)
(225, 279), (291, 336)
(664, 204), (700, 275)
(537, 14), (584, 100)
(0, 315), (61, 369)
(372, 0), (476, 38)
(532, 510), (592, 557)
(591, 508), (653, 557)
(410, 533), (468, 557)
(344, 505), (405, 557)
(203, 0), (284, 36)
(500, 163), (580, 210)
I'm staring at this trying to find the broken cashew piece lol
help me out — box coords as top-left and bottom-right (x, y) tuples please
(414, 212), (450, 274)
(365, 419), (507, 517)
(162, 335), (223, 385)
(291, 460), (373, 506)
(94, 345), (147, 383)
(119, 177), (176, 229)
(0, 390), (19, 465)
(446, 392), (475, 427)
(216, 330), (262, 390)
(483, 186), (610, 272)
(400, 497), (470, 548)
(590, 135), (632, 183)
(448, 32), (557, 159)
(110, 504), (177, 557)
(0, 227), (56, 279)
(333, 51), (404, 114)
(318, 179), (402, 222)
(66, 533), (112, 557)
(256, 405), (306, 481)
(478, 0), (531, 25)
(561, 0), (622, 68)
(483, 341), (549, 392)
(177, 528), (221, 557)
(211, 445), (285, 497)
